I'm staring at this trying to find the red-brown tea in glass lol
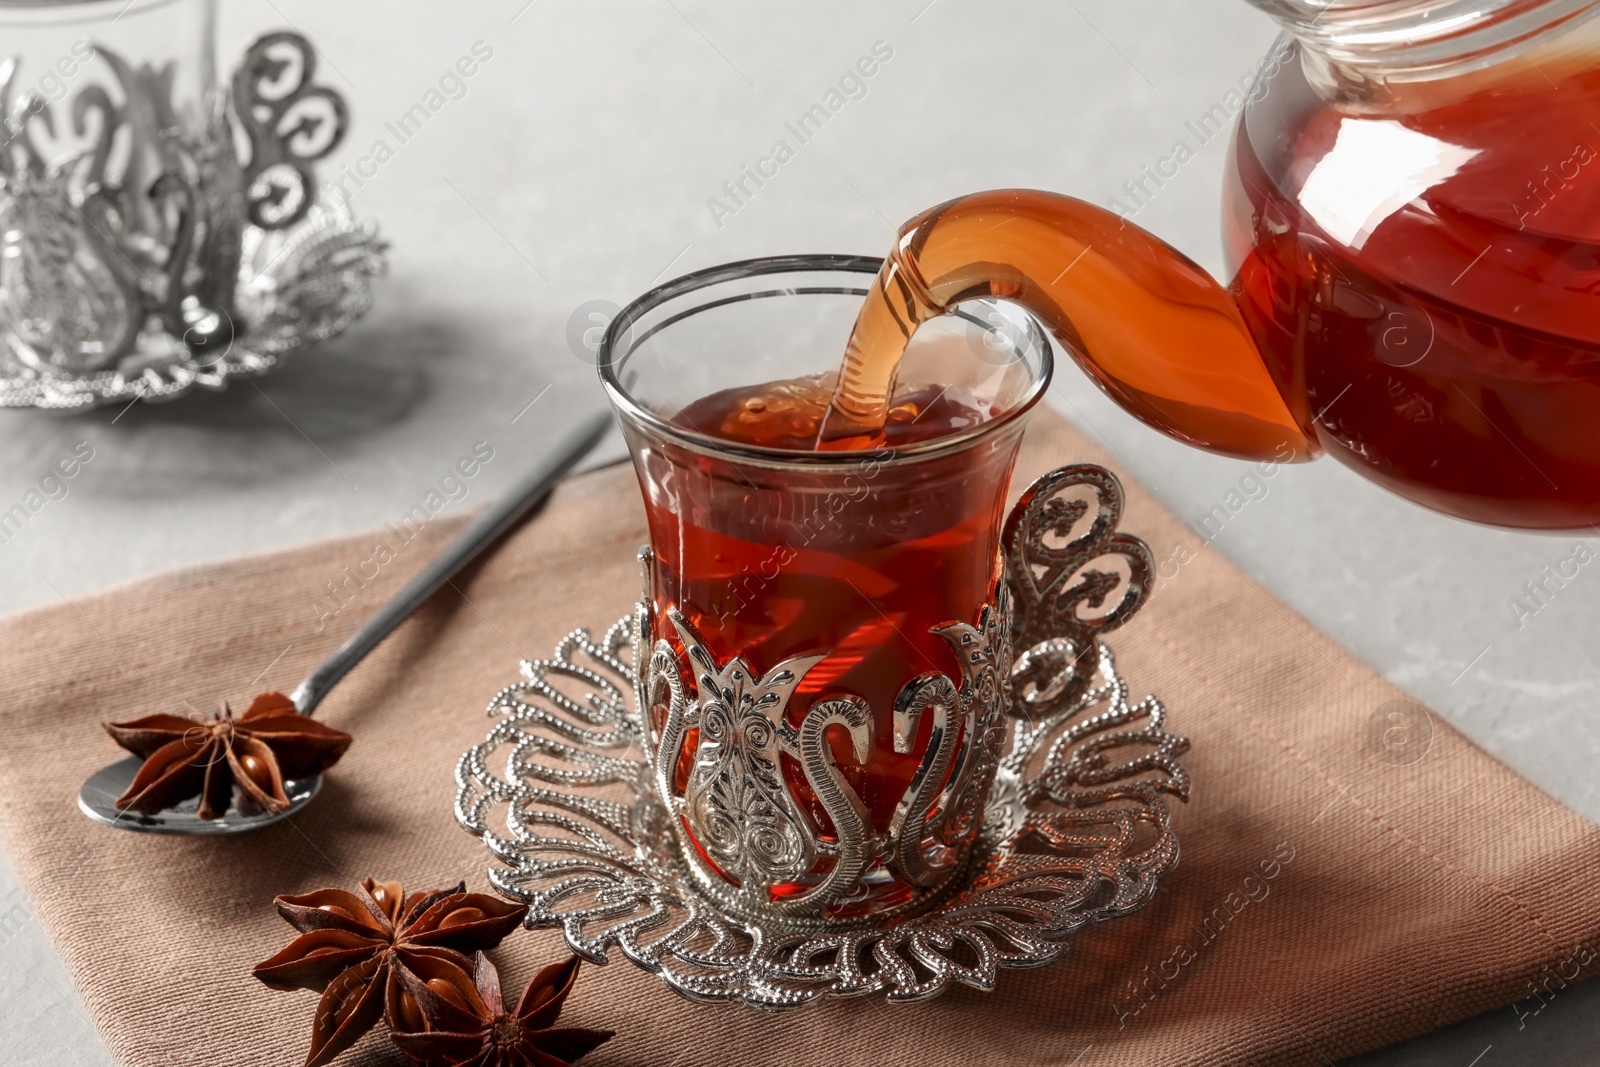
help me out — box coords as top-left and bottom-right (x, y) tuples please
(652, 380), (1011, 828)
(604, 259), (1048, 914)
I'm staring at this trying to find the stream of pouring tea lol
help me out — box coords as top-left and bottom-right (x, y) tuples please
(671, 255), (952, 452)
(813, 255), (940, 450)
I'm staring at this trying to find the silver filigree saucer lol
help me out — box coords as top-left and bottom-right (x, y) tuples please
(455, 465), (1191, 1009)
(0, 196), (385, 410)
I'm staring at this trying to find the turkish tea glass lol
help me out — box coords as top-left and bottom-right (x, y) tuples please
(0, 0), (227, 373)
(600, 255), (1052, 923)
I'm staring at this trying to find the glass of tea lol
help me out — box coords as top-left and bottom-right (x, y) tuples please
(599, 255), (1051, 922)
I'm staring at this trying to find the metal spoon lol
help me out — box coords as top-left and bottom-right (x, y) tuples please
(78, 411), (614, 835)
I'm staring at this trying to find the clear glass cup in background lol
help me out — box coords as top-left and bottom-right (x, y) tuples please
(600, 254), (1052, 919)
(0, 0), (226, 374)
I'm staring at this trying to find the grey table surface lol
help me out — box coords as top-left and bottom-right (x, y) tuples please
(1, 1), (1596, 1064)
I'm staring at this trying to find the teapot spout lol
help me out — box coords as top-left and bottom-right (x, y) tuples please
(889, 189), (1317, 462)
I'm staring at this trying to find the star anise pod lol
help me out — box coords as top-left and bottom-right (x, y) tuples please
(253, 878), (529, 1067)
(104, 691), (352, 819)
(390, 951), (613, 1067)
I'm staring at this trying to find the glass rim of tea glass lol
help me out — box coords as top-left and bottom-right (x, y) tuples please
(596, 253), (1055, 469)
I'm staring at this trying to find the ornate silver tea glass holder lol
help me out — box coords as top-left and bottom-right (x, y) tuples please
(456, 464), (1191, 1009)
(0, 31), (385, 410)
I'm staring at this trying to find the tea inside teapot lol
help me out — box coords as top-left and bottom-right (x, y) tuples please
(820, 152), (1600, 533)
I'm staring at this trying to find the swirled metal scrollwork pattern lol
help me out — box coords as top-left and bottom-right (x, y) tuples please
(0, 194), (384, 409)
(664, 613), (845, 909)
(457, 464), (1188, 1007)
(1005, 463), (1155, 721)
(233, 32), (348, 231)
(885, 598), (1011, 890)
(643, 591), (1007, 923)
(0, 32), (376, 408)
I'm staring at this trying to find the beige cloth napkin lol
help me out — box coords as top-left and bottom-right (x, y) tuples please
(1, 407), (1597, 1067)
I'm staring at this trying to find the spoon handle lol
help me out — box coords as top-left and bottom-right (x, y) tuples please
(289, 411), (614, 716)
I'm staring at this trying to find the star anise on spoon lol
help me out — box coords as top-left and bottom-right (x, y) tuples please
(390, 951), (613, 1067)
(103, 691), (352, 819)
(253, 877), (529, 1067)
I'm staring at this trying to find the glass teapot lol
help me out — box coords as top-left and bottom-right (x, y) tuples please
(869, 0), (1600, 531)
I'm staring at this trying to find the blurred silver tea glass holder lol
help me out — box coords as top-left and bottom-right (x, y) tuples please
(456, 254), (1190, 1008)
(0, 0), (385, 411)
